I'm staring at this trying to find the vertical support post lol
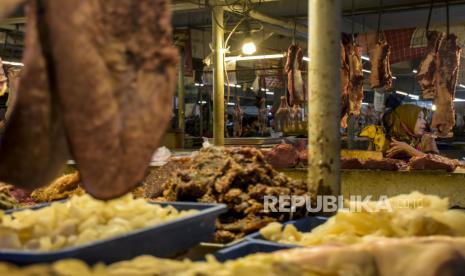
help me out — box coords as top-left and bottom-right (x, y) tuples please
(177, 50), (185, 148)
(308, 0), (341, 196)
(212, 6), (225, 146)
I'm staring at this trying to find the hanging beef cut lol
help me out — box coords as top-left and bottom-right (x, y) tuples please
(340, 41), (350, 128)
(416, 31), (444, 99)
(348, 44), (364, 115)
(0, 1), (69, 190)
(0, 0), (178, 199)
(369, 41), (392, 90)
(432, 34), (461, 137)
(285, 44), (305, 106)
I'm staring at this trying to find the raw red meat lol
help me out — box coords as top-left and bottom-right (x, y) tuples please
(264, 144), (299, 169)
(432, 34), (461, 137)
(285, 44), (305, 106)
(416, 31), (444, 99)
(369, 41), (392, 90)
(348, 44), (364, 115)
(409, 154), (459, 172)
(363, 158), (406, 171)
(341, 158), (364, 170)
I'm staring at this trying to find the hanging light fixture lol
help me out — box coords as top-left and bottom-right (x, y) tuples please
(241, 20), (256, 55)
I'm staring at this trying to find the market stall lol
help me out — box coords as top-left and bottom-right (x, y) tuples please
(0, 0), (465, 274)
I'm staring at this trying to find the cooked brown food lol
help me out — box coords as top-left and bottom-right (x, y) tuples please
(143, 157), (192, 198)
(31, 172), (84, 203)
(409, 154), (459, 172)
(0, 185), (18, 210)
(160, 146), (310, 243)
(0, 0), (178, 199)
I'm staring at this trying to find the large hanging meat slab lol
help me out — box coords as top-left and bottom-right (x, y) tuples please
(340, 41), (350, 128)
(0, 0), (178, 199)
(432, 34), (461, 136)
(0, 1), (69, 190)
(416, 31), (444, 99)
(369, 41), (392, 90)
(348, 44), (364, 115)
(285, 44), (305, 106)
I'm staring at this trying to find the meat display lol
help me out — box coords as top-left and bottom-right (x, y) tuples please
(363, 158), (407, 171)
(348, 44), (364, 115)
(409, 154), (459, 172)
(432, 34), (461, 137)
(369, 41), (392, 90)
(232, 97), (243, 137)
(160, 146), (309, 243)
(340, 41), (350, 128)
(416, 31), (444, 99)
(340, 158), (364, 170)
(30, 171), (84, 203)
(143, 157), (191, 198)
(275, 96), (291, 131)
(257, 97), (268, 135)
(264, 144), (299, 169)
(5, 67), (21, 121)
(285, 44), (305, 106)
(0, 1), (70, 191)
(0, 0), (178, 199)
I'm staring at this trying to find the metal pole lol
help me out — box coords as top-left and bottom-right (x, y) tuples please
(212, 6), (225, 146)
(308, 0), (341, 196)
(177, 50), (185, 148)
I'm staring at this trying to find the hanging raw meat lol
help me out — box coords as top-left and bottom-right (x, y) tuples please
(416, 31), (444, 99)
(348, 44), (364, 115)
(5, 67), (21, 121)
(369, 41), (392, 90)
(275, 96), (291, 132)
(0, 0), (178, 199)
(257, 97), (268, 135)
(340, 41), (350, 128)
(285, 44), (305, 106)
(432, 34), (461, 137)
(0, 0), (27, 19)
(0, 1), (69, 191)
(232, 97), (243, 137)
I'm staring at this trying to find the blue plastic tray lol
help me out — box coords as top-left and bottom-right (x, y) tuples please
(0, 201), (227, 265)
(246, 216), (328, 241)
(214, 240), (295, 262)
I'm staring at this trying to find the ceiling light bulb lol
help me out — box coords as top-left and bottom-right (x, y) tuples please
(242, 41), (256, 55)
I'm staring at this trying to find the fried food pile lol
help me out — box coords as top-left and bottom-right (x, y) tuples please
(159, 146), (310, 243)
(0, 194), (197, 251)
(2, 236), (465, 275)
(143, 157), (191, 198)
(261, 192), (465, 246)
(31, 172), (84, 203)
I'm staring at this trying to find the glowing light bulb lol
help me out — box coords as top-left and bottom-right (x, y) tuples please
(432, 104), (437, 111)
(242, 41), (256, 55)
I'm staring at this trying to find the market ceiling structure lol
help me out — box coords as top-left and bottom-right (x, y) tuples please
(2, 0), (465, 100)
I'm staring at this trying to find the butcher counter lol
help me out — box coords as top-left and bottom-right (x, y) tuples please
(280, 168), (465, 208)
